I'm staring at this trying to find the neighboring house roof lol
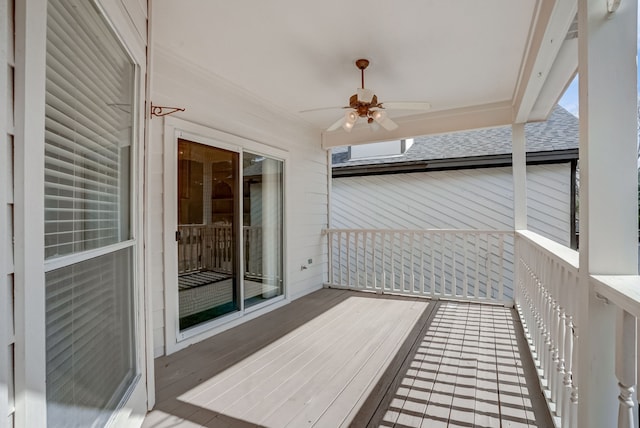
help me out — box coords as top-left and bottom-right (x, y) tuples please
(332, 105), (579, 176)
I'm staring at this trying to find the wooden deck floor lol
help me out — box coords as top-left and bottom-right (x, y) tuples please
(143, 289), (552, 428)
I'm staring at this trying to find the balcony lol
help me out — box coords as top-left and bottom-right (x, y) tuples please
(144, 228), (640, 428)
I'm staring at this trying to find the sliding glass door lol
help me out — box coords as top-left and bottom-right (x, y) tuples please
(175, 141), (284, 334)
(177, 140), (239, 330)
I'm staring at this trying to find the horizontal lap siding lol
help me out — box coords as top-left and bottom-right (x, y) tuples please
(149, 48), (327, 356)
(332, 164), (571, 244)
(526, 164), (572, 242)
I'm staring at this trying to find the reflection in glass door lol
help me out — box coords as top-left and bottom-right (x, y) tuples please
(243, 153), (284, 307)
(177, 139), (239, 330)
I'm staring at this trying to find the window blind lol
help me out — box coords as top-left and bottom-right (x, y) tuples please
(44, 0), (133, 260)
(46, 248), (135, 428)
(44, 1), (137, 427)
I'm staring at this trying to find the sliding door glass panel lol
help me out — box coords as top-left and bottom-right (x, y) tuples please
(243, 153), (284, 307)
(178, 139), (239, 330)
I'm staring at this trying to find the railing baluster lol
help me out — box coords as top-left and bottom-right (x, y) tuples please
(440, 232), (446, 296)
(370, 232), (376, 291)
(338, 231), (343, 286)
(420, 232), (425, 295)
(328, 231), (333, 284)
(452, 233), (457, 296)
(346, 231), (351, 287)
(474, 233), (480, 299)
(497, 234), (504, 301)
(484, 235), (490, 299)
(430, 233), (436, 297)
(570, 316), (578, 428)
(463, 233), (469, 299)
(381, 232), (386, 291)
(615, 308), (636, 428)
(400, 232), (407, 292)
(409, 232), (416, 293)
(389, 232), (396, 291)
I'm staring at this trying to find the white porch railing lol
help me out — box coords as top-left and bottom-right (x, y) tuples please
(516, 230), (640, 428)
(515, 230), (580, 428)
(178, 225), (264, 275)
(326, 229), (514, 304)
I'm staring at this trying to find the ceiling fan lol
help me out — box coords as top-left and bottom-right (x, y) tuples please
(303, 59), (431, 133)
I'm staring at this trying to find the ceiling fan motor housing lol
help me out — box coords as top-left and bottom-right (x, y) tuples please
(349, 93), (379, 117)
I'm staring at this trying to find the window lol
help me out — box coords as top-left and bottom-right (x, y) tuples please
(43, 1), (137, 426)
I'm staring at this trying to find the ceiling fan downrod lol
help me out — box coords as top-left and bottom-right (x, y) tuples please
(355, 58), (369, 89)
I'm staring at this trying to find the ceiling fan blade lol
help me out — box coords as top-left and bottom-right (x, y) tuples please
(371, 110), (398, 131)
(381, 102), (431, 111)
(378, 115), (398, 131)
(326, 116), (346, 132)
(299, 106), (347, 113)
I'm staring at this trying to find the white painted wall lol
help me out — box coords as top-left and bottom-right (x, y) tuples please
(148, 46), (328, 357)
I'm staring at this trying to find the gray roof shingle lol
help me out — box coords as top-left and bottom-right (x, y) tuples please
(332, 105), (578, 168)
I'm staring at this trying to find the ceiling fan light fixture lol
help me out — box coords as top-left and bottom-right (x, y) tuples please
(371, 110), (386, 123)
(342, 110), (358, 132)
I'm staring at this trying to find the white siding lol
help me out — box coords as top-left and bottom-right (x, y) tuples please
(149, 46), (328, 357)
(331, 164), (572, 245)
(0, 0), (14, 425)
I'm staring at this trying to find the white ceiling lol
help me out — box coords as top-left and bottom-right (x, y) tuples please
(152, 0), (577, 145)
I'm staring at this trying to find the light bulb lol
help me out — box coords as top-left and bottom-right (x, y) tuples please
(372, 110), (386, 122)
(342, 110), (358, 132)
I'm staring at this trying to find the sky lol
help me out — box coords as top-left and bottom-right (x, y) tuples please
(558, 10), (640, 116)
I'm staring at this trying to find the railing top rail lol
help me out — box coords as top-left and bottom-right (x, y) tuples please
(516, 230), (578, 271)
(324, 228), (514, 235)
(591, 275), (640, 319)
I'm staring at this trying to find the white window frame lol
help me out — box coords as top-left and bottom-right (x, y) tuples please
(0, 0), (14, 424)
(163, 117), (289, 354)
(12, 0), (149, 426)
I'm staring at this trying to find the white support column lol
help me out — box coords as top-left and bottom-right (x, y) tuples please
(13, 0), (47, 427)
(512, 123), (527, 231)
(576, 0), (638, 426)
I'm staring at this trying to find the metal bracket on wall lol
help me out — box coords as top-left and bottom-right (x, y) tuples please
(150, 103), (185, 118)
